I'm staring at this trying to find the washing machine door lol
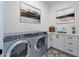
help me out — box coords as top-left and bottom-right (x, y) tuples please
(6, 40), (31, 57)
(35, 35), (47, 51)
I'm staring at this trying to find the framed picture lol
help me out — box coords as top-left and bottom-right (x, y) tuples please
(56, 7), (75, 24)
(20, 1), (41, 23)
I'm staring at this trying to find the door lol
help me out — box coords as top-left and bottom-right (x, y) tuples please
(78, 37), (79, 56)
(52, 34), (59, 49)
(48, 33), (52, 48)
(34, 35), (47, 51)
(6, 40), (30, 57)
(51, 33), (64, 51)
(56, 34), (64, 50)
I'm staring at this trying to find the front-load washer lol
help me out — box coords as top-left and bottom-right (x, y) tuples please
(3, 33), (36, 57)
(32, 32), (48, 57)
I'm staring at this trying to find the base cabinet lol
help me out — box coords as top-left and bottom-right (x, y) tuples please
(64, 45), (77, 56)
(53, 34), (64, 51)
(50, 33), (64, 51)
(51, 33), (58, 49)
(49, 32), (79, 56)
(48, 33), (52, 48)
(77, 39), (79, 56)
(64, 35), (78, 56)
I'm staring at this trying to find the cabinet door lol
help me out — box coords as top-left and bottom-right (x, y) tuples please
(64, 45), (77, 56)
(48, 33), (52, 48)
(52, 34), (59, 49)
(64, 35), (78, 56)
(56, 34), (64, 50)
(77, 38), (79, 56)
(51, 34), (64, 51)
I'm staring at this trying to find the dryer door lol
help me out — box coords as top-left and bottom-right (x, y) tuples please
(6, 40), (31, 57)
(35, 35), (47, 51)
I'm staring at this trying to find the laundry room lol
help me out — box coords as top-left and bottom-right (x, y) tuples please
(1, 0), (79, 57)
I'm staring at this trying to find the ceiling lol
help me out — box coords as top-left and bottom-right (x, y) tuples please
(42, 1), (57, 4)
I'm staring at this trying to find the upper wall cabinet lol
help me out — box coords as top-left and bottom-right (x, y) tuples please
(20, 1), (41, 24)
(56, 7), (75, 24)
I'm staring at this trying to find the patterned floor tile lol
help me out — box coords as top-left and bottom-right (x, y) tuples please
(47, 54), (55, 57)
(42, 55), (47, 57)
(42, 47), (74, 57)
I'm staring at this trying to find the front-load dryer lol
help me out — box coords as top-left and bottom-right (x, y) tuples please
(3, 33), (34, 57)
(32, 32), (48, 57)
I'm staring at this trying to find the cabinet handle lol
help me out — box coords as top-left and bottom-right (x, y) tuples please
(68, 37), (72, 39)
(68, 49), (73, 52)
(56, 35), (59, 39)
(49, 34), (50, 37)
(50, 38), (52, 41)
(68, 43), (73, 45)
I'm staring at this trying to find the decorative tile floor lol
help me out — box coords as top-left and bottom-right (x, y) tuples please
(42, 47), (75, 57)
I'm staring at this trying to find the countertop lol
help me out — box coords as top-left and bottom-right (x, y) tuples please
(48, 32), (79, 37)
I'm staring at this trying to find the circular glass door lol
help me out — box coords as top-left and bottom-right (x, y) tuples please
(35, 36), (46, 51)
(6, 40), (29, 57)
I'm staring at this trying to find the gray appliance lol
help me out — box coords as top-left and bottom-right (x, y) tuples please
(3, 32), (36, 57)
(32, 32), (48, 57)
(3, 31), (48, 57)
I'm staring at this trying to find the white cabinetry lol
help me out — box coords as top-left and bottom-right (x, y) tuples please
(50, 33), (58, 49)
(0, 1), (3, 57)
(56, 34), (64, 51)
(50, 33), (64, 51)
(64, 35), (78, 56)
(49, 32), (79, 56)
(48, 33), (52, 48)
(77, 38), (79, 56)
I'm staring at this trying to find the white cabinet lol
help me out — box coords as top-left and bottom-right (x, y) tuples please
(64, 35), (78, 56)
(51, 33), (58, 49)
(64, 36), (77, 48)
(49, 33), (79, 56)
(64, 45), (77, 56)
(50, 33), (64, 51)
(77, 38), (79, 56)
(48, 33), (52, 48)
(56, 34), (64, 51)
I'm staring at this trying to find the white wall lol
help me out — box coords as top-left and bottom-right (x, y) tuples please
(48, 1), (79, 34)
(0, 1), (3, 50)
(4, 1), (79, 34)
(4, 1), (48, 33)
